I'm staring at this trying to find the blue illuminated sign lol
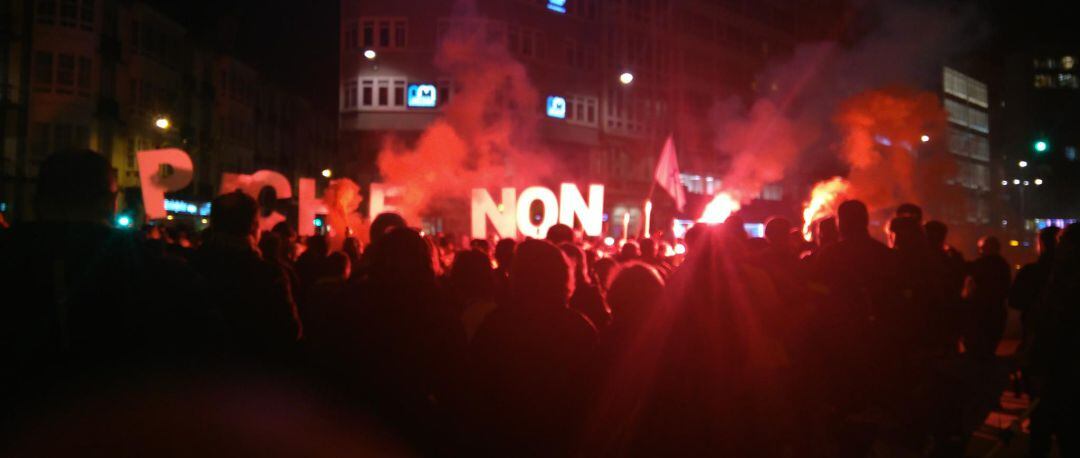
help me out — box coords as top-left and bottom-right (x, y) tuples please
(546, 96), (567, 119)
(164, 199), (211, 216)
(407, 84), (438, 108)
(547, 0), (567, 13)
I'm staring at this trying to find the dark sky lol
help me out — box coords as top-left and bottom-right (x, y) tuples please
(147, 0), (339, 114)
(140, 0), (1079, 116)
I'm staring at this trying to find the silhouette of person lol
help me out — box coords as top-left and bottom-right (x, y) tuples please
(354, 227), (466, 454)
(295, 234), (329, 292)
(1011, 227), (1060, 343)
(342, 237), (362, 276)
(191, 191), (302, 360)
(449, 249), (497, 340)
(962, 236), (1011, 359)
(617, 241), (640, 263)
(1026, 223), (1080, 458)
(812, 200), (902, 454)
(560, 243), (610, 329)
(470, 239), (597, 456)
(493, 238), (516, 307)
(925, 220), (967, 351)
(896, 202), (923, 223)
(546, 223), (575, 245)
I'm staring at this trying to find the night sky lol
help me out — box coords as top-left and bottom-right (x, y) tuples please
(139, 0), (1080, 117)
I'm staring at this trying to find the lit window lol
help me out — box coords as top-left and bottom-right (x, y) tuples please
(1063, 55), (1075, 70)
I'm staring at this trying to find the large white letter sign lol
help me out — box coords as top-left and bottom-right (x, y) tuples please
(558, 183), (604, 236)
(369, 183), (403, 218)
(516, 186), (559, 239)
(137, 148), (193, 219)
(471, 187), (517, 239)
(220, 170), (293, 232)
(298, 178), (328, 236)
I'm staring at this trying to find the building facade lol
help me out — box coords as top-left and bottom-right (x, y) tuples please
(941, 66), (993, 226)
(0, 0), (335, 223)
(339, 0), (832, 232)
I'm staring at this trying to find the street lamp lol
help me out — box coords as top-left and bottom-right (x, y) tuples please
(1034, 140), (1048, 153)
(619, 71), (634, 85)
(1001, 180), (1008, 186)
(1018, 160), (1028, 168)
(920, 134), (930, 143)
(1035, 178), (1044, 185)
(154, 116), (170, 130)
(363, 49), (377, 60)
(321, 168), (332, 178)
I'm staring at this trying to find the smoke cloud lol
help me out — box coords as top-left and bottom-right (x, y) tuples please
(711, 0), (985, 216)
(375, 1), (554, 225)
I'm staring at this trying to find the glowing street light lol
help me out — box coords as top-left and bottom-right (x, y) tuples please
(363, 49), (377, 60)
(1001, 180), (1008, 186)
(154, 116), (170, 130)
(618, 72), (634, 85)
(920, 134), (930, 143)
(321, 168), (332, 178)
(1018, 160), (1028, 168)
(1013, 179), (1021, 185)
(116, 215), (132, 228)
(1034, 178), (1044, 185)
(1034, 140), (1048, 153)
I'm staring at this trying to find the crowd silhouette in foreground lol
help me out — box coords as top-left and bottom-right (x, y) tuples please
(2, 149), (1078, 457)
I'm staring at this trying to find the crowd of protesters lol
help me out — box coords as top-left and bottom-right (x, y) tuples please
(2, 149), (1077, 457)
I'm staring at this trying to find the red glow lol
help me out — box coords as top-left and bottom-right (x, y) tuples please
(697, 192), (740, 224)
(801, 177), (849, 240)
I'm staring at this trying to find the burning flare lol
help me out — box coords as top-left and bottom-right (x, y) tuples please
(802, 177), (850, 240)
(697, 192), (741, 224)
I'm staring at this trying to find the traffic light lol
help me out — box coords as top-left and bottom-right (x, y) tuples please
(1034, 139), (1049, 153)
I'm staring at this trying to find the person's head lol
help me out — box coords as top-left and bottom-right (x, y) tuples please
(978, 236), (1001, 257)
(816, 216), (839, 247)
(559, 242), (588, 282)
(451, 249), (494, 302)
(511, 239), (573, 308)
(305, 234), (329, 258)
(325, 251), (351, 281)
(638, 238), (657, 260)
(368, 227), (435, 287)
(887, 216), (925, 251)
(210, 191), (259, 238)
(896, 203), (923, 222)
(271, 221), (296, 243)
(369, 212), (407, 246)
(470, 239), (492, 256)
(721, 215), (748, 243)
(546, 223), (575, 245)
(764, 217), (793, 248)
(593, 257), (619, 291)
(494, 238), (516, 270)
(837, 200), (869, 239)
(1056, 223), (1080, 260)
(35, 149), (117, 223)
(1037, 226), (1061, 258)
(258, 231), (283, 261)
(924, 220), (948, 249)
(619, 241), (640, 261)
(606, 263), (664, 326)
(684, 223), (707, 251)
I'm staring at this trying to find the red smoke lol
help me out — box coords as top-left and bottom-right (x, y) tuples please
(375, 11), (554, 224)
(833, 86), (956, 214)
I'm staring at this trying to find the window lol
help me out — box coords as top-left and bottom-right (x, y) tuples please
(1034, 74), (1054, 89)
(565, 95), (598, 127)
(79, 0), (93, 29)
(394, 80), (406, 106)
(378, 21), (390, 47)
(394, 20), (406, 47)
(345, 21), (358, 49)
(59, 0), (77, 27)
(356, 77), (407, 110)
(362, 20), (374, 47)
(359, 17), (406, 49)
(55, 54), (75, 93)
(36, 0), (57, 24)
(343, 79), (358, 109)
(361, 80), (373, 106)
(33, 52), (53, 90)
(77, 56), (91, 95)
